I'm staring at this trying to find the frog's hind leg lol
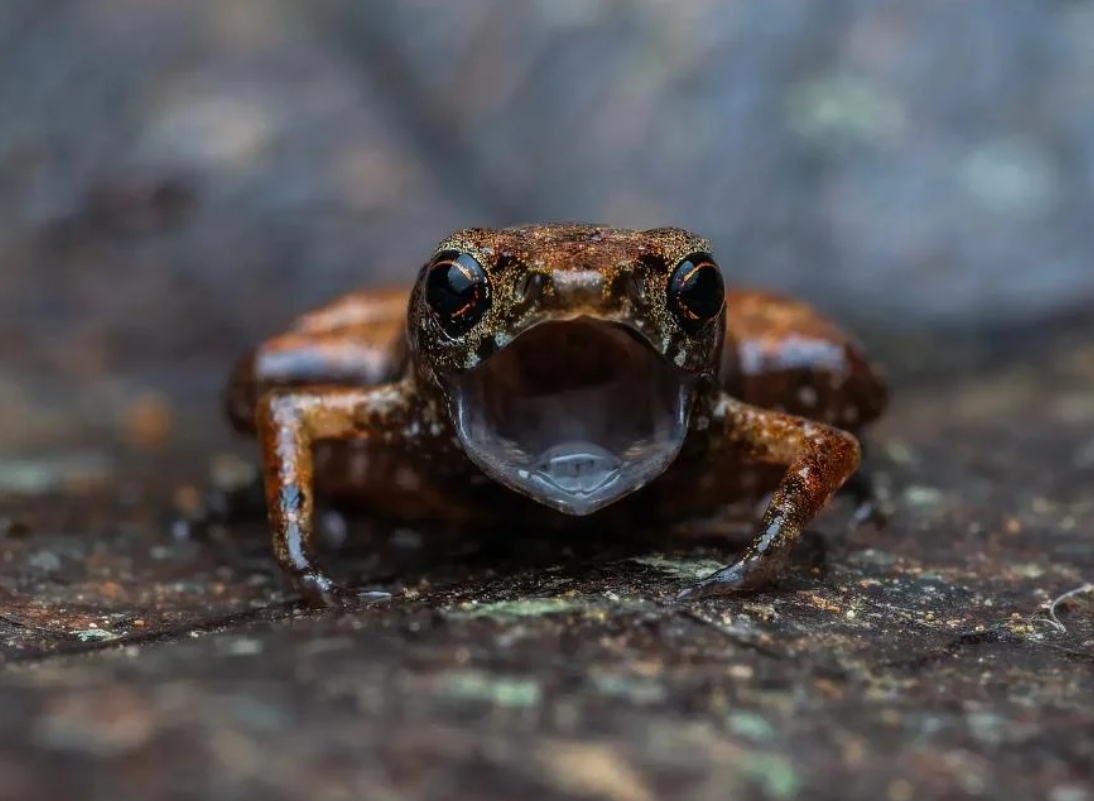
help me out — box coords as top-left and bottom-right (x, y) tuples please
(722, 289), (889, 531)
(177, 290), (411, 537)
(722, 289), (887, 429)
(223, 288), (410, 434)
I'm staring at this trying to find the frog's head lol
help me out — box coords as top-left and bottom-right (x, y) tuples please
(408, 223), (726, 515)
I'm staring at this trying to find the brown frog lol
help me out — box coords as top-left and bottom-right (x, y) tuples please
(224, 224), (888, 606)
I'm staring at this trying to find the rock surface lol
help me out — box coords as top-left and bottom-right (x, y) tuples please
(1, 323), (1092, 800)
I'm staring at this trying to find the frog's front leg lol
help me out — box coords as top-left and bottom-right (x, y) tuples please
(678, 394), (861, 599)
(255, 379), (435, 607)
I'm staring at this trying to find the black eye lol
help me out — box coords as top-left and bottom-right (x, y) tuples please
(667, 252), (725, 333)
(425, 251), (491, 337)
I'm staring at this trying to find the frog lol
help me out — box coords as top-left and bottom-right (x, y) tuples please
(223, 223), (888, 607)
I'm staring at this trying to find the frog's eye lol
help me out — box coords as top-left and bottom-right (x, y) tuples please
(425, 251), (491, 337)
(667, 252), (725, 334)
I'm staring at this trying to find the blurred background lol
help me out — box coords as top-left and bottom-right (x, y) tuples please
(1, 0), (1092, 456)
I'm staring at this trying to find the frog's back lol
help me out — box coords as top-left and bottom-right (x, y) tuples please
(223, 288), (411, 434)
(721, 289), (887, 433)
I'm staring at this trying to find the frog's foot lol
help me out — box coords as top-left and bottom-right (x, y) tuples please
(675, 565), (749, 601)
(294, 571), (393, 609)
(675, 520), (793, 601)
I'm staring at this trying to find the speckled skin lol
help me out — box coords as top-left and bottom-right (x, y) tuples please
(224, 224), (888, 606)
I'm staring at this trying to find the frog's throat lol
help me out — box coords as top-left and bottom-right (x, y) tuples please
(447, 317), (694, 515)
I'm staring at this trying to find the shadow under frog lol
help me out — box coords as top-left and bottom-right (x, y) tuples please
(222, 224), (888, 607)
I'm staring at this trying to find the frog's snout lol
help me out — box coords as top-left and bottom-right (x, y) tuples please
(547, 269), (604, 307)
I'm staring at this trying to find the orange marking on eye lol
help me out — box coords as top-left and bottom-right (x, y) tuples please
(675, 262), (717, 320)
(680, 263), (702, 285)
(452, 301), (476, 320)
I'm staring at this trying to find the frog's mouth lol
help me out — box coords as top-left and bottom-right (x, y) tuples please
(447, 317), (694, 515)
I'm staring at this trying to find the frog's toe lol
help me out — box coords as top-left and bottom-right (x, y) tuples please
(295, 572), (391, 609)
(675, 563), (751, 601)
(675, 551), (789, 601)
(296, 574), (345, 608)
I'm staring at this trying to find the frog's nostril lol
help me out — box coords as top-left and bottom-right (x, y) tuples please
(516, 272), (546, 304)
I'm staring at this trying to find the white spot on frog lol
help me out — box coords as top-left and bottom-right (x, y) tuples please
(367, 386), (405, 414)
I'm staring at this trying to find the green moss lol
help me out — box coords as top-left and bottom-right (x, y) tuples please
(629, 555), (724, 580)
(74, 629), (119, 642)
(451, 594), (648, 621)
(453, 597), (585, 620)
